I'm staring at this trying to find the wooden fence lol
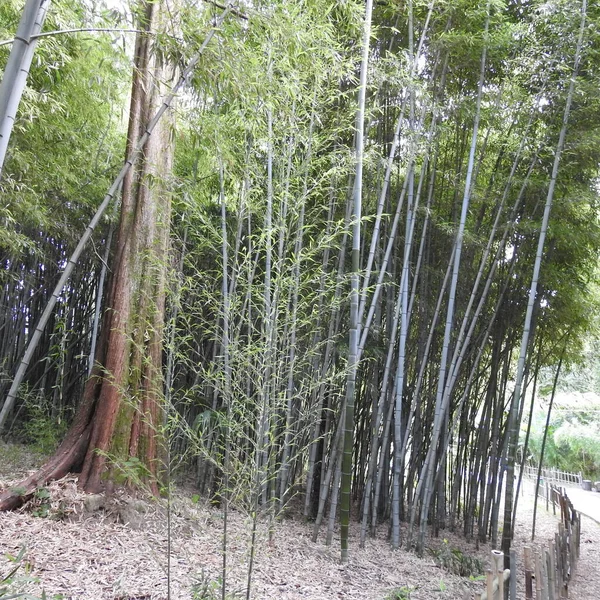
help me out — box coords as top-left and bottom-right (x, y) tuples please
(524, 486), (580, 599)
(521, 464), (582, 488)
(470, 550), (514, 600)
(470, 486), (580, 600)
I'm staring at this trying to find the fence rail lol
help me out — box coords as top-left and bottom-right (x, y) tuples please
(521, 464), (582, 488)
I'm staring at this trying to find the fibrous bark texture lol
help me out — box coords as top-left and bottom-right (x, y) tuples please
(0, 0), (174, 508)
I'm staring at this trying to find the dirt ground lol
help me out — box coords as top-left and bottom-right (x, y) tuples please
(0, 444), (595, 600)
(569, 513), (600, 600)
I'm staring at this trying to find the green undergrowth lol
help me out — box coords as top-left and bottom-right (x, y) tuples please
(0, 547), (63, 600)
(384, 585), (416, 599)
(191, 570), (243, 599)
(428, 539), (484, 577)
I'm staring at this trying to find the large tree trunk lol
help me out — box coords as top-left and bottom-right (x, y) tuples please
(78, 0), (174, 493)
(0, 0), (174, 508)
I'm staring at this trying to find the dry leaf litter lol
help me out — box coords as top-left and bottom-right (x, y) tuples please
(0, 444), (595, 600)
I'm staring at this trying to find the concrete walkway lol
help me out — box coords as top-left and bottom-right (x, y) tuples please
(563, 485), (600, 524)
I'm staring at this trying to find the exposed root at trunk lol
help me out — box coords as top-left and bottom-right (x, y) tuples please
(0, 426), (91, 510)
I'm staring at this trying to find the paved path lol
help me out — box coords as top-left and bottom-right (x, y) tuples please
(563, 485), (600, 524)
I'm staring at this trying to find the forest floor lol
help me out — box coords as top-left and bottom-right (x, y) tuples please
(0, 443), (596, 600)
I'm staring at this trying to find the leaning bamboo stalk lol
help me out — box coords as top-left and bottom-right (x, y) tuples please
(88, 195), (120, 376)
(303, 176), (351, 518)
(0, 7), (232, 433)
(0, 0), (49, 177)
(405, 245), (456, 543)
(441, 150), (540, 427)
(438, 95), (546, 420)
(247, 62), (276, 599)
(396, 136), (439, 479)
(391, 164), (418, 548)
(356, 0), (436, 328)
(389, 122), (431, 548)
(312, 411), (344, 542)
(359, 279), (402, 545)
(357, 110), (437, 360)
(430, 249), (522, 535)
(533, 350), (565, 540)
(278, 95), (317, 504)
(326, 452), (343, 547)
(370, 382), (395, 532)
(218, 159), (233, 600)
(502, 0), (587, 560)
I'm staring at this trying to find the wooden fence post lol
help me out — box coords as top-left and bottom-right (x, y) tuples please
(487, 569), (494, 600)
(510, 549), (517, 600)
(534, 551), (542, 600)
(555, 532), (563, 597)
(525, 546), (533, 599)
(548, 541), (556, 600)
(493, 550), (504, 600)
(541, 548), (549, 600)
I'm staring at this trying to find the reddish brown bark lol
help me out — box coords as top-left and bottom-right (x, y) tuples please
(0, 0), (174, 509)
(77, 0), (173, 494)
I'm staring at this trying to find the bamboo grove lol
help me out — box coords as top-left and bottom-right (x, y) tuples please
(1, 0), (600, 566)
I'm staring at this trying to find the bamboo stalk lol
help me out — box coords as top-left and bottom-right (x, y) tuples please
(0, 0), (49, 176)
(339, 0), (373, 563)
(417, 1), (492, 551)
